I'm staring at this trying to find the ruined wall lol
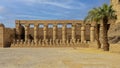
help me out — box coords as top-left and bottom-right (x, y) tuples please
(0, 24), (15, 47)
(111, 0), (120, 23)
(0, 24), (5, 47)
(4, 28), (15, 47)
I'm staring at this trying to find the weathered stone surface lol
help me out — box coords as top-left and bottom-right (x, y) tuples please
(8, 20), (97, 47)
(111, 0), (120, 23)
(0, 24), (4, 47)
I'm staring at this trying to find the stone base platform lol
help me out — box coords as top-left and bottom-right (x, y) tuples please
(11, 43), (89, 48)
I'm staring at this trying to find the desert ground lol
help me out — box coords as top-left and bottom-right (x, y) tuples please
(0, 47), (120, 68)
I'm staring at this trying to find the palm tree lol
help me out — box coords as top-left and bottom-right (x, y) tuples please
(84, 4), (116, 51)
(84, 8), (101, 49)
(98, 4), (116, 51)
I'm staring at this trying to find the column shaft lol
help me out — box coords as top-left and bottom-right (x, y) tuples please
(53, 24), (57, 40)
(34, 24), (39, 43)
(72, 24), (75, 40)
(16, 21), (21, 40)
(81, 26), (85, 43)
(25, 24), (29, 42)
(15, 20), (20, 35)
(90, 26), (95, 42)
(43, 24), (47, 40)
(62, 24), (66, 42)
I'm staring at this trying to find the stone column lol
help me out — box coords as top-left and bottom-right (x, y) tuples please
(25, 24), (29, 42)
(43, 24), (47, 40)
(34, 24), (39, 43)
(53, 24), (57, 40)
(15, 20), (20, 34)
(16, 20), (21, 40)
(72, 24), (75, 41)
(90, 26), (95, 42)
(81, 26), (85, 43)
(62, 24), (66, 43)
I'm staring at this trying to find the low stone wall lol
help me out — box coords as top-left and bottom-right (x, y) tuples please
(88, 42), (98, 48)
(89, 43), (120, 53)
(110, 44), (120, 53)
(11, 39), (89, 48)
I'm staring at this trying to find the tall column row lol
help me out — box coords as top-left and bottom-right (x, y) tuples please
(24, 23), (95, 43)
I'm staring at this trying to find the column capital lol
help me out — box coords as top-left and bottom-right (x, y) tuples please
(90, 26), (95, 31)
(43, 24), (48, 31)
(34, 24), (39, 26)
(25, 24), (30, 27)
(16, 23), (21, 28)
(91, 23), (96, 27)
(53, 23), (57, 26)
(43, 23), (48, 26)
(15, 20), (20, 24)
(81, 26), (85, 31)
(72, 24), (75, 29)
(72, 23), (76, 26)
(62, 24), (66, 31)
(63, 23), (67, 26)
(53, 24), (57, 31)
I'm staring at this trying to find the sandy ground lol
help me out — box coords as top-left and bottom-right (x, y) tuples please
(0, 47), (120, 68)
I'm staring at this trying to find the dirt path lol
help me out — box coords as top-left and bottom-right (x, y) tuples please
(0, 48), (120, 68)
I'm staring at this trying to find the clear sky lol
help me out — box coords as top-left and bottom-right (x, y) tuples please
(0, 0), (109, 27)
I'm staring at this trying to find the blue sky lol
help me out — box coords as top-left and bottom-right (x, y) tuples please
(0, 0), (109, 27)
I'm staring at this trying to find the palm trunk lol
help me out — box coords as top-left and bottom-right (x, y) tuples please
(102, 18), (110, 51)
(95, 24), (101, 49)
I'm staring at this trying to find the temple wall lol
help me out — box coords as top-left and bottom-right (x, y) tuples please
(111, 0), (120, 23)
(38, 28), (44, 39)
(0, 24), (4, 47)
(0, 24), (15, 47)
(29, 28), (34, 38)
(4, 28), (15, 47)
(57, 28), (62, 39)
(0, 20), (96, 48)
